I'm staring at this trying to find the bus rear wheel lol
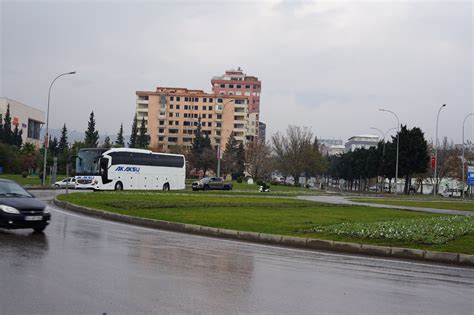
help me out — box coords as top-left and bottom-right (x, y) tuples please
(163, 183), (170, 191)
(115, 182), (123, 191)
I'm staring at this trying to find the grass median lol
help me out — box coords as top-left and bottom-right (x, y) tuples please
(350, 198), (474, 211)
(58, 192), (474, 254)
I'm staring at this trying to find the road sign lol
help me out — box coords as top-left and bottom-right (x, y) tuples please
(468, 166), (474, 185)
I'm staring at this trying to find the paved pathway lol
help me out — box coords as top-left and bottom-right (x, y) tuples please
(297, 195), (474, 216)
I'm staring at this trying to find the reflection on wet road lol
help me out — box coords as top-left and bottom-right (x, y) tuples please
(1, 191), (473, 314)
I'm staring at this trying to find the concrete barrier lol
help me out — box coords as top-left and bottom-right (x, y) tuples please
(306, 239), (333, 250)
(391, 247), (425, 260)
(53, 198), (474, 267)
(424, 251), (459, 264)
(259, 233), (283, 245)
(333, 241), (361, 254)
(360, 244), (391, 257)
(282, 236), (307, 248)
(238, 231), (260, 242)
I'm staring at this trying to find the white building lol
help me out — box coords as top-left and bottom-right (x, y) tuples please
(0, 98), (45, 147)
(345, 134), (379, 152)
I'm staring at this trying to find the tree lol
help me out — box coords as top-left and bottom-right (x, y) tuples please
(221, 133), (245, 179)
(49, 136), (59, 156)
(245, 139), (273, 180)
(137, 117), (150, 149)
(58, 124), (69, 153)
(129, 115), (138, 148)
(1, 104), (13, 144)
(190, 119), (215, 176)
(12, 124), (23, 147)
(115, 123), (125, 147)
(272, 125), (323, 185)
(84, 111), (99, 148)
(102, 136), (112, 149)
(19, 142), (38, 174)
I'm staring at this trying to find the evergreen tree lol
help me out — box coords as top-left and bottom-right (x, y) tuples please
(58, 124), (69, 153)
(115, 123), (125, 147)
(137, 117), (150, 149)
(129, 115), (138, 148)
(190, 118), (215, 175)
(49, 136), (59, 156)
(84, 111), (99, 148)
(12, 124), (23, 147)
(102, 136), (112, 149)
(1, 104), (13, 144)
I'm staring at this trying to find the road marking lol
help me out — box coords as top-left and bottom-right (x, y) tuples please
(47, 204), (474, 271)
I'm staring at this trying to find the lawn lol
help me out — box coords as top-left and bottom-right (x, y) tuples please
(0, 174), (52, 186)
(58, 192), (474, 254)
(350, 198), (474, 211)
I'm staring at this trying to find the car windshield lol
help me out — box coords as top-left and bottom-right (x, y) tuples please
(0, 181), (32, 198)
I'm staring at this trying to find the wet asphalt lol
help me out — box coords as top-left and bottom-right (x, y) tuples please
(0, 190), (473, 314)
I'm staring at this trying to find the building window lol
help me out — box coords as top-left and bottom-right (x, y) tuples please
(159, 136), (164, 141)
(229, 84), (234, 88)
(184, 97), (189, 102)
(194, 97), (199, 102)
(184, 121), (191, 126)
(209, 98), (213, 102)
(184, 105), (189, 110)
(236, 84), (241, 88)
(217, 98), (223, 103)
(220, 84), (225, 88)
(194, 105), (198, 110)
(168, 121), (173, 125)
(175, 113), (180, 117)
(159, 120), (165, 126)
(194, 113), (198, 118)
(202, 114), (206, 119)
(203, 98), (207, 103)
(184, 113), (188, 118)
(138, 95), (149, 100)
(245, 85), (250, 89)
(169, 112), (173, 117)
(27, 119), (41, 140)
(159, 128), (164, 133)
(203, 106), (206, 111)
(170, 104), (174, 109)
(253, 85), (257, 89)
(208, 105), (212, 110)
(176, 97), (180, 101)
(208, 114), (212, 119)
(216, 122), (222, 128)
(217, 114), (222, 120)
(207, 122), (212, 127)
(176, 105), (180, 110)
(170, 96), (174, 101)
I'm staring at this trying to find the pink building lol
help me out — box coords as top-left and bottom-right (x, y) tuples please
(211, 68), (262, 114)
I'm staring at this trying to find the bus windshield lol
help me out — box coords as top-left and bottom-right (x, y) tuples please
(76, 148), (106, 176)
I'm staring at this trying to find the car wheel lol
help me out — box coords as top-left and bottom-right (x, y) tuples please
(115, 181), (123, 191)
(203, 184), (210, 191)
(33, 227), (46, 233)
(54, 184), (60, 188)
(224, 185), (230, 190)
(163, 183), (170, 191)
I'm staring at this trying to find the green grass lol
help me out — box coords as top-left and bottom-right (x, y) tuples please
(0, 174), (42, 186)
(350, 198), (474, 211)
(58, 192), (474, 254)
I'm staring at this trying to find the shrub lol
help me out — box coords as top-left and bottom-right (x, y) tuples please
(236, 176), (243, 183)
(21, 171), (28, 178)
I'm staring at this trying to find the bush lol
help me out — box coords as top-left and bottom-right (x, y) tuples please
(21, 171), (28, 178)
(236, 176), (243, 183)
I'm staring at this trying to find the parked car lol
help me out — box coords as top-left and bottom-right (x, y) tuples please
(440, 188), (462, 198)
(0, 179), (51, 233)
(53, 177), (76, 189)
(192, 177), (233, 191)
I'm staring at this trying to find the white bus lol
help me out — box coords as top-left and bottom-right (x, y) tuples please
(75, 148), (186, 191)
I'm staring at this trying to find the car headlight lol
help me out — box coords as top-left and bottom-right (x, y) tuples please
(0, 205), (20, 214)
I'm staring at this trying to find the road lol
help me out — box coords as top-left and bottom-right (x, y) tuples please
(1, 190), (473, 314)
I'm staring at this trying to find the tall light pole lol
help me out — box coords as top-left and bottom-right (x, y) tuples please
(216, 99), (235, 178)
(433, 104), (446, 197)
(379, 109), (400, 194)
(462, 113), (473, 198)
(370, 127), (396, 192)
(42, 71), (76, 186)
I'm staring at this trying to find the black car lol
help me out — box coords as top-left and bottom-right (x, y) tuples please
(0, 179), (51, 233)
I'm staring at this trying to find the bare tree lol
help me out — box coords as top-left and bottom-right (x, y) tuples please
(245, 139), (272, 180)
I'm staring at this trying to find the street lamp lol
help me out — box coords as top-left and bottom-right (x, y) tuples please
(216, 99), (235, 177)
(433, 104), (446, 197)
(370, 127), (397, 192)
(462, 113), (473, 198)
(42, 71), (76, 186)
(379, 109), (400, 194)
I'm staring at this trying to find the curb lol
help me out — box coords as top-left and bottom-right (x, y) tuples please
(53, 198), (474, 267)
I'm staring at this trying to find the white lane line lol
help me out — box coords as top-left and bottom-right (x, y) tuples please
(47, 204), (474, 272)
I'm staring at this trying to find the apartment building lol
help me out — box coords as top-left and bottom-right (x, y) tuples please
(211, 68), (261, 114)
(0, 97), (45, 147)
(345, 135), (380, 152)
(136, 87), (256, 151)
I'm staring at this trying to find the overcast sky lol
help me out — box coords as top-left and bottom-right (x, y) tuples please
(1, 0), (472, 144)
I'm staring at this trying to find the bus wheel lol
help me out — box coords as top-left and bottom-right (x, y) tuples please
(163, 183), (170, 191)
(115, 182), (123, 191)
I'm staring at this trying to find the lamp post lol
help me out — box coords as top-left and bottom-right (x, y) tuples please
(370, 127), (397, 192)
(433, 104), (446, 197)
(216, 99), (235, 177)
(379, 109), (400, 194)
(42, 71), (76, 186)
(462, 113), (473, 198)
